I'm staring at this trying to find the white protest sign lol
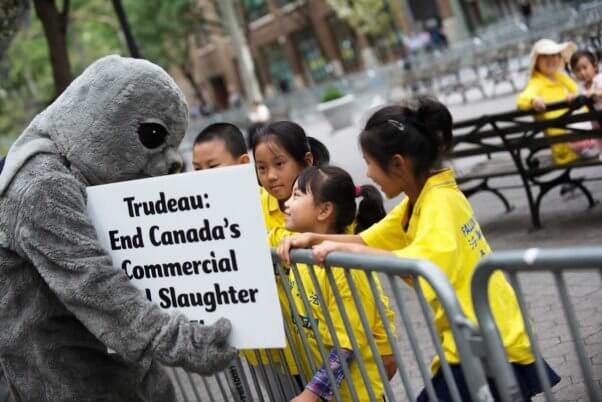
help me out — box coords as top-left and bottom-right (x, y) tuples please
(86, 164), (285, 349)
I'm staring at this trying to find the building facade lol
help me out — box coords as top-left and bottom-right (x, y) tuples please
(186, 0), (454, 110)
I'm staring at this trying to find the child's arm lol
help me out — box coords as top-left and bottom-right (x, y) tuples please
(276, 233), (365, 264)
(561, 73), (578, 102)
(293, 348), (354, 402)
(268, 226), (294, 248)
(278, 202), (407, 264)
(311, 240), (395, 265)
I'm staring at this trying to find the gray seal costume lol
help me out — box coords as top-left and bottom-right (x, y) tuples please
(0, 55), (236, 401)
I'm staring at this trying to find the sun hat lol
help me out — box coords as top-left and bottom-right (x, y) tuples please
(528, 38), (577, 77)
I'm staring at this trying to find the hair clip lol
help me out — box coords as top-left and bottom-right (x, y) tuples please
(387, 119), (405, 132)
(354, 185), (362, 197)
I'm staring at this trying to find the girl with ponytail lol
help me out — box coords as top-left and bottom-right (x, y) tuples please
(278, 97), (560, 401)
(282, 165), (396, 402)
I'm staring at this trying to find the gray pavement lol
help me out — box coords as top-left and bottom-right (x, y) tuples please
(176, 90), (601, 401)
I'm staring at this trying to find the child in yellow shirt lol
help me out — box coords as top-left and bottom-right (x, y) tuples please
(282, 165), (396, 402)
(277, 98), (561, 401)
(516, 38), (579, 165)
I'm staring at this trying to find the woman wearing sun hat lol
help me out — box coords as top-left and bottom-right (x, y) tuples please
(517, 38), (579, 165)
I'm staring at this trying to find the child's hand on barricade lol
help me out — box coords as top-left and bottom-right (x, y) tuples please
(290, 389), (319, 402)
(312, 241), (395, 264)
(531, 97), (547, 112)
(311, 241), (355, 265)
(277, 233), (315, 264)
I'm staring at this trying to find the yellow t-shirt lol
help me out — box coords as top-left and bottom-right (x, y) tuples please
(262, 186), (295, 247)
(288, 264), (387, 401)
(360, 169), (534, 372)
(261, 186), (286, 231)
(516, 70), (579, 165)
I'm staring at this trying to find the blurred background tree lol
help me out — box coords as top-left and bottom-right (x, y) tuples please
(0, 0), (212, 153)
(123, 0), (211, 106)
(1, 0), (30, 59)
(0, 0), (123, 153)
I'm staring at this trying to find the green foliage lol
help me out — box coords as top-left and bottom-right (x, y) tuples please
(123, 0), (205, 69)
(0, 0), (212, 151)
(0, 16), (52, 152)
(326, 0), (390, 36)
(321, 87), (345, 103)
(0, 0), (124, 152)
(69, 0), (124, 72)
(0, 0), (30, 59)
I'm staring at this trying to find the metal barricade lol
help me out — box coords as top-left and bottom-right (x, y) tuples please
(471, 247), (602, 402)
(167, 249), (493, 402)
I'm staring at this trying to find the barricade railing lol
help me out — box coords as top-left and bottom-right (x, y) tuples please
(167, 249), (493, 402)
(472, 247), (602, 402)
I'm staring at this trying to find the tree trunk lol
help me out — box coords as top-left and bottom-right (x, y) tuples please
(33, 0), (72, 98)
(180, 65), (206, 106)
(110, 0), (142, 58)
(217, 0), (263, 102)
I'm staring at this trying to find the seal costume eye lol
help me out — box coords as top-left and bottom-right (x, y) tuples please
(138, 122), (168, 149)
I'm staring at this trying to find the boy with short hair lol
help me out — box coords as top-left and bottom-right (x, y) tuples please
(192, 123), (249, 170)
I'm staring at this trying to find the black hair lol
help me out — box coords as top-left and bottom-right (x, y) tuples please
(297, 166), (385, 234)
(359, 97), (453, 179)
(570, 49), (598, 71)
(194, 123), (247, 158)
(252, 121), (330, 167)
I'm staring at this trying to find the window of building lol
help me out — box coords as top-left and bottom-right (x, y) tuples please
(293, 29), (331, 84)
(262, 42), (295, 93)
(327, 15), (360, 72)
(240, 0), (269, 22)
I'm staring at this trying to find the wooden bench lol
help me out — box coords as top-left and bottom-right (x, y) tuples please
(452, 97), (602, 229)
